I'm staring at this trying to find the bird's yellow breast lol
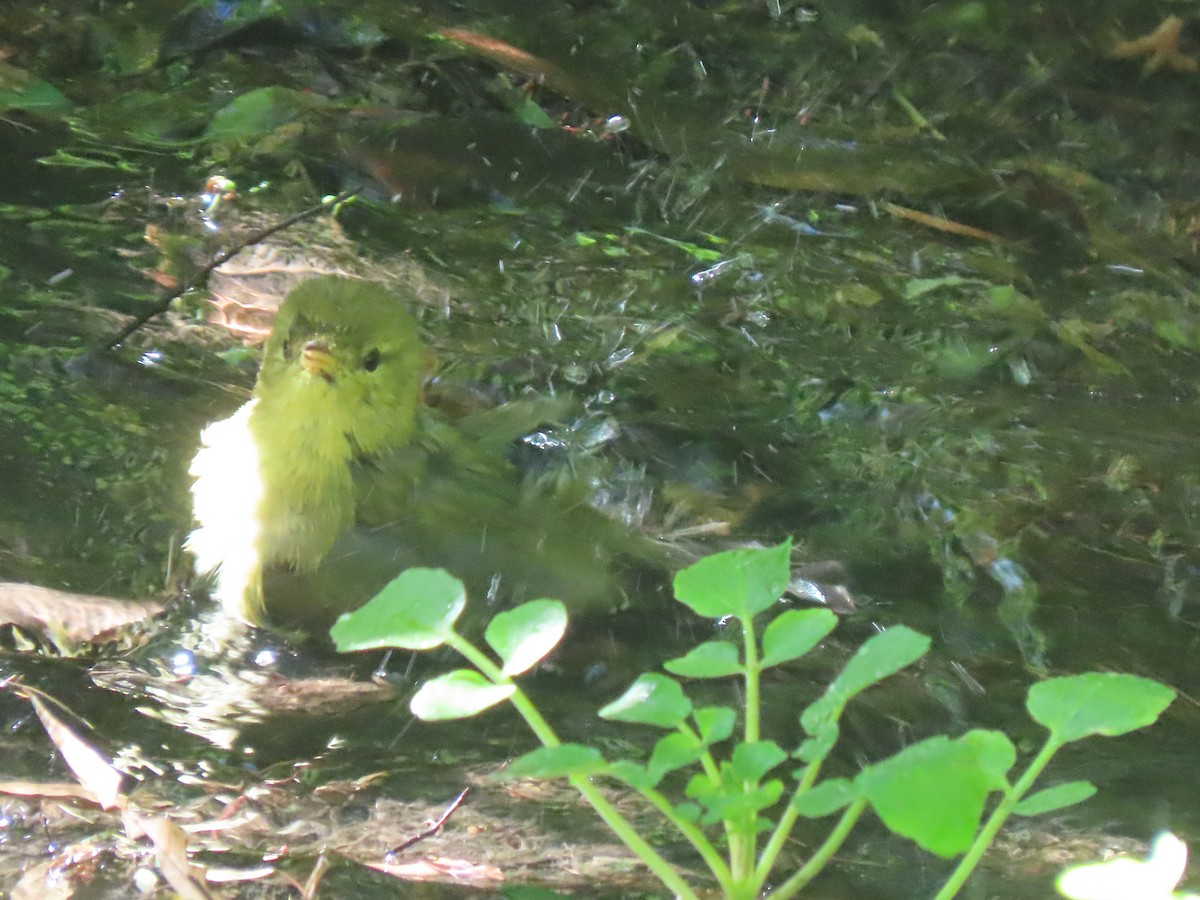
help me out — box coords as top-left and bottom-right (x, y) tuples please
(187, 366), (368, 623)
(186, 276), (427, 625)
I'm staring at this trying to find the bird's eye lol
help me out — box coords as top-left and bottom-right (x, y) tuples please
(281, 340), (291, 358)
(362, 348), (381, 372)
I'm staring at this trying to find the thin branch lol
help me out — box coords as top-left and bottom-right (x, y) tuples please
(106, 187), (361, 349)
(389, 787), (470, 853)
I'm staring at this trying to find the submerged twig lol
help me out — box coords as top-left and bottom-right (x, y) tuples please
(106, 187), (360, 350)
(389, 788), (471, 853)
(883, 201), (999, 242)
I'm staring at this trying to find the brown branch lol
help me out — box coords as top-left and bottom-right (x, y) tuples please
(389, 788), (470, 854)
(882, 201), (1000, 243)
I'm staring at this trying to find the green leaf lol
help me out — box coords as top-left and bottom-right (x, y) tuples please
(331, 568), (466, 651)
(604, 760), (660, 791)
(1052, 318), (1129, 376)
(672, 540), (792, 619)
(760, 608), (838, 668)
(795, 722), (839, 763)
(859, 730), (1015, 858)
(687, 772), (785, 825)
(801, 626), (930, 735)
(204, 86), (316, 142)
(793, 778), (857, 817)
(648, 731), (704, 777)
(486, 599), (567, 677)
(500, 744), (607, 779)
(599, 674), (693, 728)
(728, 741), (787, 783)
(511, 95), (555, 128)
(0, 63), (71, 116)
(411, 670), (514, 720)
(902, 275), (982, 299)
(1012, 781), (1096, 817)
(1026, 673), (1175, 744)
(37, 150), (133, 171)
(625, 226), (724, 262)
(983, 284), (1046, 322)
(675, 801), (702, 823)
(694, 706), (736, 745)
(664, 640), (743, 678)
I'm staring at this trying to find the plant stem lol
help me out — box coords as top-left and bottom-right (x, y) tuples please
(449, 633), (701, 900)
(933, 737), (1062, 900)
(755, 788), (802, 883)
(755, 748), (828, 883)
(567, 774), (702, 900)
(448, 635), (561, 747)
(728, 615), (764, 880)
(635, 784), (735, 893)
(770, 795), (868, 900)
(741, 616), (762, 745)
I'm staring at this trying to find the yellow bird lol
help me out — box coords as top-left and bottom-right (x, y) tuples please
(187, 276), (654, 632)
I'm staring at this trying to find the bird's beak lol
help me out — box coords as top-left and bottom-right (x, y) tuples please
(301, 340), (337, 382)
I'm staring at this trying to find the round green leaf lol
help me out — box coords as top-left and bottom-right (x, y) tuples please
(486, 599), (567, 676)
(500, 744), (607, 779)
(204, 86), (316, 142)
(761, 608), (838, 668)
(1027, 673), (1175, 744)
(664, 640), (743, 678)
(694, 706), (736, 745)
(411, 670), (514, 721)
(331, 568), (466, 651)
(793, 778), (857, 818)
(859, 730), (1015, 858)
(672, 540), (792, 619)
(0, 63), (71, 116)
(649, 732), (704, 778)
(599, 674), (693, 728)
(729, 741), (787, 783)
(1012, 780), (1096, 817)
(688, 775), (785, 825)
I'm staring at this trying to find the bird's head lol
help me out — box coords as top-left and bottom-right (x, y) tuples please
(254, 276), (426, 456)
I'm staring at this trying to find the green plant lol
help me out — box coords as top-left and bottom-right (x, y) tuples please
(330, 541), (1175, 899)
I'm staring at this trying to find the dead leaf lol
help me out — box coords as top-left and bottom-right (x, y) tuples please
(28, 692), (214, 898)
(10, 844), (106, 900)
(0, 582), (163, 643)
(883, 202), (1000, 242)
(0, 780), (102, 803)
(366, 855), (505, 886)
(133, 812), (216, 900)
(204, 865), (276, 883)
(30, 696), (124, 810)
(438, 28), (584, 102)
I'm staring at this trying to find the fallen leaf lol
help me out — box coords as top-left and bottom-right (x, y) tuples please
(0, 582), (163, 643)
(0, 780), (102, 803)
(366, 855), (505, 886)
(31, 696), (124, 810)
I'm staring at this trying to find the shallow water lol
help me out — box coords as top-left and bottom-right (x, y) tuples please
(2, 1), (1199, 896)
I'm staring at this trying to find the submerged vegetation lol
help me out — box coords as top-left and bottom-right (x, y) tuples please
(0, 0), (1199, 896)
